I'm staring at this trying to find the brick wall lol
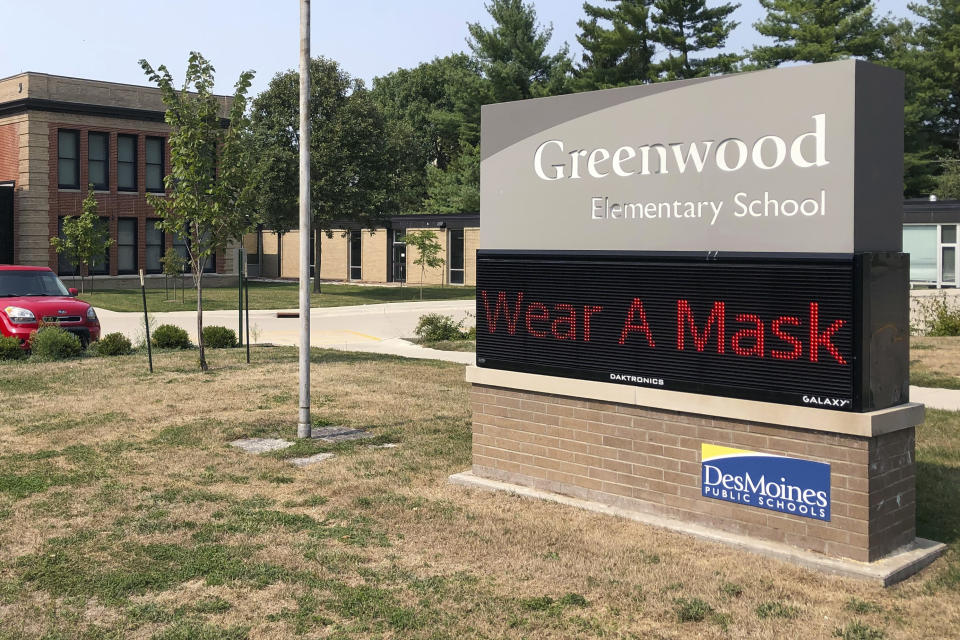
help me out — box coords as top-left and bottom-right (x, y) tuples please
(361, 229), (388, 282)
(470, 384), (915, 562)
(320, 231), (348, 280)
(0, 122), (17, 181)
(44, 120), (225, 277)
(464, 227), (479, 286)
(405, 227), (448, 285)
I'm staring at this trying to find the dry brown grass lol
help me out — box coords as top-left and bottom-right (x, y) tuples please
(0, 347), (957, 639)
(912, 336), (960, 379)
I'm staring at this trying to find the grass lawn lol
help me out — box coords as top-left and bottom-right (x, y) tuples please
(911, 336), (960, 389)
(79, 281), (475, 313)
(415, 339), (476, 352)
(0, 349), (958, 638)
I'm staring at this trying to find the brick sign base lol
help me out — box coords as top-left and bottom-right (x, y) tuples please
(464, 368), (935, 568)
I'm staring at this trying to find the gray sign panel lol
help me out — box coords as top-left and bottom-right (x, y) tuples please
(480, 60), (903, 254)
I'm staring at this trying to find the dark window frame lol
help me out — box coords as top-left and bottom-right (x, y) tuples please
(145, 136), (165, 193)
(116, 217), (138, 275)
(145, 219), (165, 274)
(349, 230), (362, 281)
(449, 229), (465, 285)
(57, 129), (80, 190)
(87, 131), (109, 191)
(117, 134), (138, 192)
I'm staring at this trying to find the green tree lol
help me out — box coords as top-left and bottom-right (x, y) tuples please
(423, 142), (480, 214)
(160, 247), (187, 301)
(401, 230), (445, 300)
(891, 0), (960, 196)
(936, 159), (960, 200)
(575, 0), (657, 90)
(372, 54), (488, 212)
(139, 52), (257, 371)
(50, 187), (113, 294)
(467, 0), (573, 101)
(651, 0), (741, 80)
(251, 58), (401, 291)
(751, 0), (897, 67)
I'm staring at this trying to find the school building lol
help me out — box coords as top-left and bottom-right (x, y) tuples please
(246, 213), (480, 286)
(0, 72), (240, 285)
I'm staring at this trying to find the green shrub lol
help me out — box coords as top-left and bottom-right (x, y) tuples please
(675, 597), (713, 623)
(202, 326), (237, 349)
(29, 327), (82, 361)
(152, 324), (192, 350)
(414, 313), (472, 342)
(93, 332), (132, 357)
(0, 335), (26, 361)
(914, 293), (960, 336)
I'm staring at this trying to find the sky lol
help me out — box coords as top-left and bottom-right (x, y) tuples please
(0, 0), (916, 98)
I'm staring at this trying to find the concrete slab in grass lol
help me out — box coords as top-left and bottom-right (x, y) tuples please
(290, 453), (335, 467)
(311, 426), (372, 443)
(449, 470), (947, 587)
(230, 438), (294, 454)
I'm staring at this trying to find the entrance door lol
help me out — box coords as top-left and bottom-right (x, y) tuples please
(391, 229), (406, 283)
(0, 185), (13, 264)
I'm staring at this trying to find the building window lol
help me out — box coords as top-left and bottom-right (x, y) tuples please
(349, 230), (362, 280)
(118, 134), (137, 191)
(58, 130), (79, 189)
(117, 218), (138, 274)
(56, 217), (77, 276)
(91, 218), (111, 275)
(146, 137), (164, 192)
(87, 132), (109, 191)
(174, 232), (214, 273)
(58, 216), (110, 275)
(146, 220), (165, 273)
(943, 225), (958, 286)
(449, 229), (465, 285)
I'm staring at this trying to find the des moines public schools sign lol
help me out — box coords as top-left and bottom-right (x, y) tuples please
(481, 60), (903, 254)
(701, 444), (831, 521)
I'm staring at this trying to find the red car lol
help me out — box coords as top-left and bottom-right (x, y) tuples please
(0, 265), (100, 348)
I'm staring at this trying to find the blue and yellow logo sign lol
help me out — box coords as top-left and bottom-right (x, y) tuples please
(701, 444), (831, 521)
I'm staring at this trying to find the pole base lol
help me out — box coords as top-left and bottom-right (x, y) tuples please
(297, 422), (312, 439)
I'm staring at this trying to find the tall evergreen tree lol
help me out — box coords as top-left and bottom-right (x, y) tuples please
(466, 0), (573, 101)
(751, 0), (896, 67)
(651, 0), (741, 80)
(897, 0), (960, 195)
(575, 0), (657, 90)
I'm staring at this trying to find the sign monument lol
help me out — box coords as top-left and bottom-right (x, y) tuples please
(453, 61), (945, 584)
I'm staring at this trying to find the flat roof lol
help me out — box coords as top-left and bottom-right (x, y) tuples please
(0, 71), (232, 121)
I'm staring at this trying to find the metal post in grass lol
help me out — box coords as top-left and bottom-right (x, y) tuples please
(140, 268), (153, 374)
(245, 263), (250, 364)
(238, 248), (244, 347)
(297, 0), (312, 439)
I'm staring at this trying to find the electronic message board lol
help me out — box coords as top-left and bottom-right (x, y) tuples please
(476, 252), (908, 412)
(476, 60), (909, 413)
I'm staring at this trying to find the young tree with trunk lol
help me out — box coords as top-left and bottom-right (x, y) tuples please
(50, 187), (113, 294)
(750, 0), (897, 67)
(139, 52), (257, 371)
(575, 0), (657, 90)
(651, 0), (741, 79)
(401, 230), (445, 300)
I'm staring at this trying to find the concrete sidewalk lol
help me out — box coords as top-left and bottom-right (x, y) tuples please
(95, 299), (476, 365)
(94, 300), (960, 411)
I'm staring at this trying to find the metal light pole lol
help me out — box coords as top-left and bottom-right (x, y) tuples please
(297, 0), (312, 439)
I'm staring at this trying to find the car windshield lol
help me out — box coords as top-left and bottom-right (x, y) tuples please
(0, 271), (70, 297)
